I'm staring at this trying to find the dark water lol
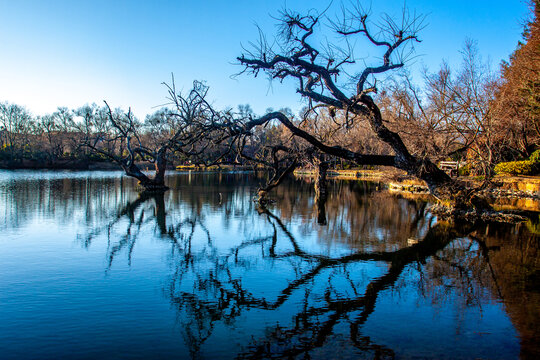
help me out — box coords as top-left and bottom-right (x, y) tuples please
(0, 170), (538, 359)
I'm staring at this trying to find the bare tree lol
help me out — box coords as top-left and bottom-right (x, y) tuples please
(79, 81), (228, 191)
(423, 40), (500, 177)
(378, 41), (500, 178)
(151, 3), (527, 218)
(77, 103), (170, 190)
(229, 3), (497, 213)
(0, 102), (34, 161)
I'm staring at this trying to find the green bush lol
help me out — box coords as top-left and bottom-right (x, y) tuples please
(529, 149), (540, 163)
(494, 160), (539, 175)
(494, 149), (540, 175)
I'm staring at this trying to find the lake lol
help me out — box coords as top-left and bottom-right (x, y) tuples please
(0, 170), (538, 359)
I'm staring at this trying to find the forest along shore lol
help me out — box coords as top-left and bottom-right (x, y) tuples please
(0, 160), (179, 171)
(294, 168), (540, 212)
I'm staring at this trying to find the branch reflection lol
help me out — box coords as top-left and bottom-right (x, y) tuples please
(73, 174), (539, 359)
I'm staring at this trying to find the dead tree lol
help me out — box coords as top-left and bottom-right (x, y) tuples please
(82, 82), (216, 192)
(234, 4), (489, 212)
(81, 103), (171, 191)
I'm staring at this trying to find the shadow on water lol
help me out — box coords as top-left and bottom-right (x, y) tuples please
(1, 171), (538, 359)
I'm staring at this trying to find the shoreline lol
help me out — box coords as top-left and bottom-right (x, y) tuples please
(294, 169), (540, 212)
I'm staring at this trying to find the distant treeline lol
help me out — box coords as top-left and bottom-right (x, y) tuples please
(0, 104), (152, 169)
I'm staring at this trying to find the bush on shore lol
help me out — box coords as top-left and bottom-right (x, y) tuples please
(494, 150), (540, 175)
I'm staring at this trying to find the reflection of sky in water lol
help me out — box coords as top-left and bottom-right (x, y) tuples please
(0, 171), (536, 359)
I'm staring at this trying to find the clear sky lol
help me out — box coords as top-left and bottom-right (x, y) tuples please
(0, 0), (530, 118)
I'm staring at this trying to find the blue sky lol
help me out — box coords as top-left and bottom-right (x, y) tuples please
(0, 0), (530, 118)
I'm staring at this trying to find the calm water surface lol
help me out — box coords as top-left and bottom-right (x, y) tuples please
(0, 170), (538, 359)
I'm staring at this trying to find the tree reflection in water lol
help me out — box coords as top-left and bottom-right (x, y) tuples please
(75, 174), (540, 359)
